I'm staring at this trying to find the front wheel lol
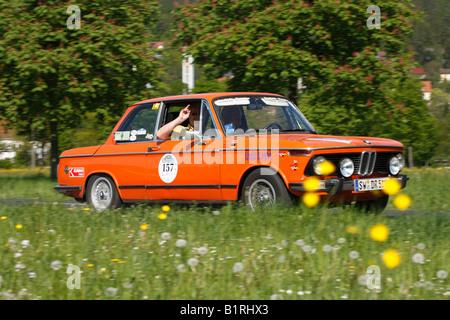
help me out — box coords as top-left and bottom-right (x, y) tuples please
(241, 168), (292, 210)
(355, 195), (389, 214)
(86, 175), (122, 211)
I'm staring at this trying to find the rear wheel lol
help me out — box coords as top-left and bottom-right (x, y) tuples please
(86, 175), (122, 211)
(241, 168), (292, 210)
(355, 195), (389, 214)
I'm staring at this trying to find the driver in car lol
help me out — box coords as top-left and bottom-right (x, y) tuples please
(156, 103), (200, 140)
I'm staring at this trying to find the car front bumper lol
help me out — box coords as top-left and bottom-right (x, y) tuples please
(289, 174), (409, 196)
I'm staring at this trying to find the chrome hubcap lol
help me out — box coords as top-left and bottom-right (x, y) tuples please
(91, 178), (112, 211)
(248, 179), (276, 210)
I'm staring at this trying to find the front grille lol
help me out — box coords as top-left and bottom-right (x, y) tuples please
(304, 152), (399, 176)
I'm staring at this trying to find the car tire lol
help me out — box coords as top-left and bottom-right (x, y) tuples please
(241, 168), (292, 210)
(86, 175), (122, 211)
(355, 195), (389, 214)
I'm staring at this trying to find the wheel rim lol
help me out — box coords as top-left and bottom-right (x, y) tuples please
(248, 179), (276, 210)
(90, 177), (113, 211)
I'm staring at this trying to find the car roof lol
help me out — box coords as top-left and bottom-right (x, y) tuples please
(133, 92), (285, 105)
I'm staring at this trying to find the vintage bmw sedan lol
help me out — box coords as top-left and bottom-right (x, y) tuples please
(55, 92), (408, 212)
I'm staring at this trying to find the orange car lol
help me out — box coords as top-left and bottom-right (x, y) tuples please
(55, 92), (408, 212)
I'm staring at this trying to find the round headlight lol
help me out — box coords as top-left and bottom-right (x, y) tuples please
(396, 153), (405, 171)
(313, 156), (326, 175)
(388, 156), (401, 175)
(339, 158), (354, 178)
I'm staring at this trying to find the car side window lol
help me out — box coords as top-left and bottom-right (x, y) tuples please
(115, 103), (159, 142)
(201, 100), (220, 139)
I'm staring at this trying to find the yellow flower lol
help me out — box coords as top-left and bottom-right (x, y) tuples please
(87, 264), (94, 268)
(15, 224), (23, 229)
(111, 259), (120, 262)
(161, 205), (170, 212)
(370, 223), (389, 242)
(382, 249), (401, 269)
(383, 178), (401, 195)
(303, 177), (321, 191)
(302, 192), (320, 208)
(140, 224), (148, 230)
(158, 213), (167, 220)
(393, 194), (411, 211)
(345, 225), (360, 234)
(82, 208), (90, 211)
(317, 160), (336, 176)
(0, 216), (7, 220)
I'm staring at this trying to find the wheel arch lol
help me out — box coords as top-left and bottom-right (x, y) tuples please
(84, 170), (121, 201)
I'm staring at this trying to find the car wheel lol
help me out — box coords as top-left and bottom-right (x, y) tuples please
(241, 168), (292, 210)
(87, 175), (122, 211)
(355, 195), (389, 214)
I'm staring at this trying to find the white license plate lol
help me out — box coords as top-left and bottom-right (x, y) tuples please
(354, 178), (389, 192)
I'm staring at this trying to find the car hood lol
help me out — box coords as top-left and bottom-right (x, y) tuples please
(275, 134), (404, 150)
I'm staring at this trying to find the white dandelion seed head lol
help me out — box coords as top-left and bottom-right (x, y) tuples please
(424, 281), (434, 290)
(48, 229), (56, 235)
(197, 247), (208, 255)
(277, 255), (286, 263)
(302, 245), (312, 253)
(295, 239), (305, 246)
(417, 243), (426, 250)
(21, 240), (30, 248)
(175, 239), (187, 248)
(161, 232), (171, 240)
(322, 245), (332, 252)
(436, 270), (448, 279)
(177, 264), (187, 273)
(349, 251), (360, 259)
(337, 238), (346, 244)
(28, 270), (37, 279)
(105, 287), (118, 297)
(412, 253), (425, 264)
(50, 260), (62, 271)
(270, 294), (284, 300)
(358, 275), (368, 286)
(212, 210), (221, 216)
(187, 258), (199, 267)
(297, 291), (304, 296)
(232, 262), (244, 273)
(15, 262), (26, 270)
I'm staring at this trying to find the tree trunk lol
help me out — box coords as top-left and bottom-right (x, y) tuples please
(50, 121), (59, 179)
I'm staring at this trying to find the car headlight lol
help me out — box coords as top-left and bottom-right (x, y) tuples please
(396, 153), (405, 171)
(313, 156), (326, 175)
(339, 158), (354, 178)
(388, 156), (401, 175)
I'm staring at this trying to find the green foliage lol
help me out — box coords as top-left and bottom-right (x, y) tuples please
(0, 0), (163, 176)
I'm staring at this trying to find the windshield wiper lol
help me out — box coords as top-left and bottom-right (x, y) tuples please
(280, 129), (310, 133)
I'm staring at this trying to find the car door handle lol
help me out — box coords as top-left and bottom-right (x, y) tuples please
(148, 147), (161, 152)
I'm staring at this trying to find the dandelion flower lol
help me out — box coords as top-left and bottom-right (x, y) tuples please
(161, 205), (170, 212)
(295, 239), (305, 246)
(337, 238), (346, 244)
(197, 247), (208, 255)
(50, 260), (62, 271)
(0, 216), (6, 220)
(383, 178), (401, 195)
(187, 258), (199, 267)
(302, 245), (312, 253)
(349, 251), (360, 259)
(302, 192), (320, 208)
(232, 262), (244, 273)
(424, 281), (434, 290)
(317, 160), (335, 176)
(303, 177), (321, 191)
(158, 213), (167, 220)
(417, 243), (426, 250)
(212, 210), (221, 215)
(370, 223), (389, 242)
(412, 253), (425, 264)
(382, 249), (401, 269)
(436, 270), (448, 279)
(270, 294), (284, 300)
(15, 225), (23, 229)
(87, 264), (94, 268)
(322, 245), (332, 252)
(140, 224), (148, 231)
(393, 194), (411, 210)
(345, 225), (360, 234)
(175, 239), (187, 248)
(161, 232), (171, 240)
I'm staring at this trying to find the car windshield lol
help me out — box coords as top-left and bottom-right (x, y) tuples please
(213, 96), (317, 136)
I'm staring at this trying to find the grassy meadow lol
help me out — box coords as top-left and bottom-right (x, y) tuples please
(0, 168), (448, 300)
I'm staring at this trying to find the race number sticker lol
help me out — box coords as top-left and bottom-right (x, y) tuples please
(69, 167), (85, 178)
(158, 154), (178, 183)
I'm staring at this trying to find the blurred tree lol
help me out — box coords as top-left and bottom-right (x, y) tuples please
(429, 87), (450, 163)
(0, 0), (162, 178)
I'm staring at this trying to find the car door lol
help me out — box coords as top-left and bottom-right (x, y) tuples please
(146, 99), (222, 201)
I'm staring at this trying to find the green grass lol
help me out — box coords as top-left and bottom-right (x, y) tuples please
(0, 168), (448, 300)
